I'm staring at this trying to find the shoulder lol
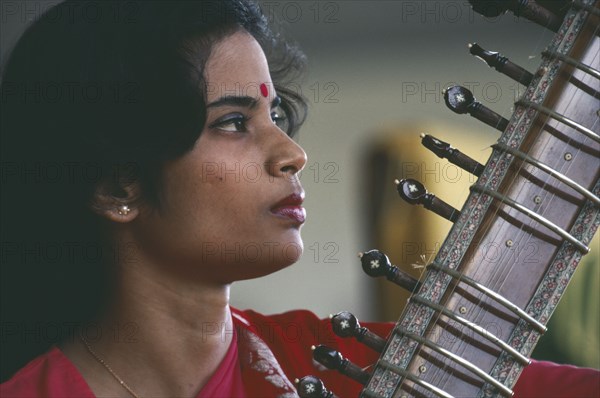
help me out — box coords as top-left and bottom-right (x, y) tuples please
(0, 347), (93, 398)
(232, 307), (318, 326)
(231, 307), (392, 357)
(514, 359), (600, 398)
(231, 309), (600, 398)
(231, 307), (393, 340)
(231, 308), (335, 365)
(231, 308), (392, 397)
(232, 307), (330, 338)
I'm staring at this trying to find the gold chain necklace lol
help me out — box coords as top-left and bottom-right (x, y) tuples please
(80, 334), (140, 398)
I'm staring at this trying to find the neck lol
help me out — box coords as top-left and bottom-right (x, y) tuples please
(70, 241), (235, 397)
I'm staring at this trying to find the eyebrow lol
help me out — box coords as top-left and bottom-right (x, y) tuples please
(206, 95), (281, 109)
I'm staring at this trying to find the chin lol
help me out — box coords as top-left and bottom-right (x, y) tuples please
(225, 239), (304, 282)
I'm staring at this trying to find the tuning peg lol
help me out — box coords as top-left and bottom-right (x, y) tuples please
(469, 43), (534, 86)
(396, 178), (461, 222)
(330, 311), (387, 353)
(295, 376), (338, 398)
(421, 133), (485, 177)
(443, 85), (509, 132)
(358, 249), (421, 292)
(311, 345), (371, 385)
(468, 0), (563, 32)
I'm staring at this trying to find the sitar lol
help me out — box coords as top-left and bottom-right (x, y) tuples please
(298, 0), (600, 397)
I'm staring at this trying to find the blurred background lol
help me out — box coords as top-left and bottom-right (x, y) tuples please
(1, 0), (598, 369)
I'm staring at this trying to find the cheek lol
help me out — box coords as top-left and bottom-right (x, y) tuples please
(138, 169), (241, 252)
(132, 141), (305, 278)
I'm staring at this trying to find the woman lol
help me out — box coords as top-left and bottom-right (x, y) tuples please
(0, 1), (598, 397)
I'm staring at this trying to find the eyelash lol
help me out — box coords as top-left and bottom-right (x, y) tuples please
(211, 111), (287, 133)
(211, 114), (249, 132)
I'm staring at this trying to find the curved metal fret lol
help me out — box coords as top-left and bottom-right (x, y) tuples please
(542, 50), (600, 79)
(493, 142), (600, 207)
(427, 262), (547, 334)
(516, 100), (600, 144)
(411, 296), (531, 366)
(374, 360), (455, 398)
(392, 329), (514, 397)
(471, 184), (590, 253)
(362, 3), (599, 397)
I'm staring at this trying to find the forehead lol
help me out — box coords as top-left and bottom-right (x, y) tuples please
(204, 31), (272, 101)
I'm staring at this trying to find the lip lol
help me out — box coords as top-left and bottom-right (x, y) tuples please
(271, 192), (306, 224)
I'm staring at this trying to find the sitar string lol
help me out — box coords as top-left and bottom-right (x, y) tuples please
(489, 6), (599, 321)
(441, 7), (599, 393)
(385, 3), (600, 396)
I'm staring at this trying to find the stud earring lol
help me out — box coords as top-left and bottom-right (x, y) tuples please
(117, 205), (131, 216)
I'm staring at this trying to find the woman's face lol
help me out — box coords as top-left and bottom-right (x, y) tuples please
(133, 31), (307, 283)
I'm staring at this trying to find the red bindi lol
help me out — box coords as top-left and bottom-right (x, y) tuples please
(260, 83), (268, 98)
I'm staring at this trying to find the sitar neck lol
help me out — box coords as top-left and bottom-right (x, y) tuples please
(363, 1), (600, 397)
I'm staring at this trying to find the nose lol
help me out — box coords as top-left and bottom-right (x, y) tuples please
(267, 129), (307, 179)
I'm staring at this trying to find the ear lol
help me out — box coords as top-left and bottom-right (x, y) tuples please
(90, 179), (141, 223)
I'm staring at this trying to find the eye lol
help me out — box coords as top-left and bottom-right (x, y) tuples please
(211, 114), (248, 133)
(271, 109), (288, 129)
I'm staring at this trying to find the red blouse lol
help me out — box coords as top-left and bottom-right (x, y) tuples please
(1, 308), (598, 398)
